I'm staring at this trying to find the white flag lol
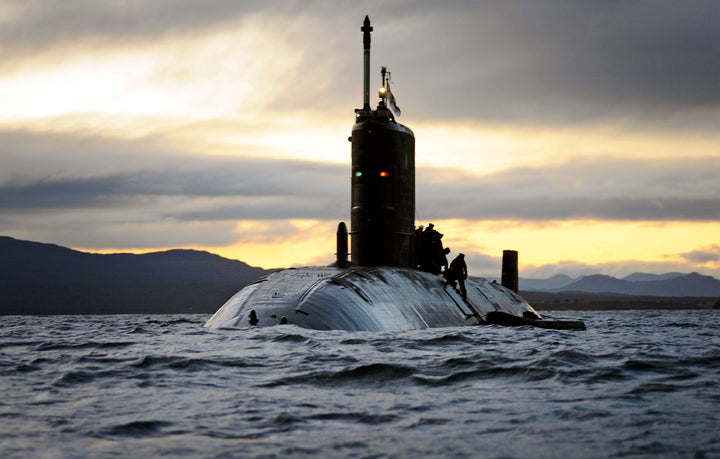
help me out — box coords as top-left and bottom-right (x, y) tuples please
(387, 81), (401, 117)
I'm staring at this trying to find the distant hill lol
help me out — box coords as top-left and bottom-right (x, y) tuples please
(0, 236), (269, 315)
(622, 272), (684, 283)
(516, 274), (575, 291)
(519, 272), (720, 297)
(553, 272), (720, 297)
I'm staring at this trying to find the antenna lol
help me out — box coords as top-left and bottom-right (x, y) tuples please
(361, 16), (372, 110)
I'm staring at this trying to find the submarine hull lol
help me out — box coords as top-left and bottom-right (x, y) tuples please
(204, 266), (540, 331)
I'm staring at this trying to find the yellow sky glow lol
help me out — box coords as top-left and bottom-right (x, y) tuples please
(0, 24), (300, 123)
(435, 219), (720, 266)
(80, 219), (720, 277)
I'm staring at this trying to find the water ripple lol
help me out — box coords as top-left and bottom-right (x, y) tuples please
(1, 311), (719, 458)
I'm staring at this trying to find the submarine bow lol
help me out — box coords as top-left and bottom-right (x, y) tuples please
(204, 16), (560, 331)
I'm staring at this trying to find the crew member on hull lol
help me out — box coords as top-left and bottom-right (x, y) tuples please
(445, 253), (468, 300)
(418, 223), (447, 274)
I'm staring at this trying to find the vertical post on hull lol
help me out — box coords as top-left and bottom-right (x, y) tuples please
(335, 221), (349, 267)
(502, 250), (519, 293)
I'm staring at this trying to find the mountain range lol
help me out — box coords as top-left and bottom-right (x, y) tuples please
(2, 236), (719, 315)
(516, 272), (720, 297)
(1, 236), (268, 315)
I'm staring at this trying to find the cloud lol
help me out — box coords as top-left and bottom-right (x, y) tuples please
(0, 3), (360, 123)
(450, 249), (503, 277)
(6, 154), (719, 224)
(391, 1), (720, 127)
(0, 138), (348, 219)
(0, 163), (346, 212)
(0, 128), (347, 248)
(2, 129), (718, 242)
(417, 156), (720, 221)
(3, 1), (720, 128)
(679, 244), (720, 264)
(0, 1), (268, 55)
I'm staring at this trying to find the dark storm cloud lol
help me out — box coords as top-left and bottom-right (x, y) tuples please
(417, 156), (720, 221)
(0, 130), (348, 220)
(0, 0), (353, 65)
(388, 1), (720, 125)
(4, 1), (719, 126)
(0, 0), (266, 55)
(0, 169), (344, 215)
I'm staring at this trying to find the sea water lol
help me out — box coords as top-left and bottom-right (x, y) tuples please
(1, 310), (719, 458)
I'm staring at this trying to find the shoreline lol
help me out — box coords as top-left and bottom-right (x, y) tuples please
(523, 291), (719, 311)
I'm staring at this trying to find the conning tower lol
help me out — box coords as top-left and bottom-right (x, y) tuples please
(350, 16), (416, 268)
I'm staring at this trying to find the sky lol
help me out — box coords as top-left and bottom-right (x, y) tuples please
(2, 0), (720, 279)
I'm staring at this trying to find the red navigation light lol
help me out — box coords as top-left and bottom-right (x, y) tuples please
(379, 171), (389, 177)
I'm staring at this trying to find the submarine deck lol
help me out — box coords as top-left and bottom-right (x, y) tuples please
(204, 266), (540, 331)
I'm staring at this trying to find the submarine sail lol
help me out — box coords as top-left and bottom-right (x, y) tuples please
(204, 17), (584, 331)
(351, 22), (415, 268)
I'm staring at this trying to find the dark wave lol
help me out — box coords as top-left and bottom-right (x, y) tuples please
(413, 363), (558, 386)
(96, 420), (173, 438)
(624, 357), (683, 373)
(309, 411), (398, 424)
(407, 333), (483, 346)
(627, 382), (686, 395)
(582, 366), (629, 384)
(130, 354), (260, 371)
(686, 350), (720, 368)
(551, 407), (613, 422)
(33, 340), (136, 351)
(262, 362), (415, 388)
(0, 340), (49, 350)
(270, 333), (317, 343)
(158, 317), (199, 326)
(14, 357), (52, 373)
(53, 369), (99, 386)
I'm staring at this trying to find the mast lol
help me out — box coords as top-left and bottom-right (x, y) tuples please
(361, 15), (372, 110)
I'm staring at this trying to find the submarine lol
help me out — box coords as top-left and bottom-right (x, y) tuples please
(205, 17), (585, 331)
